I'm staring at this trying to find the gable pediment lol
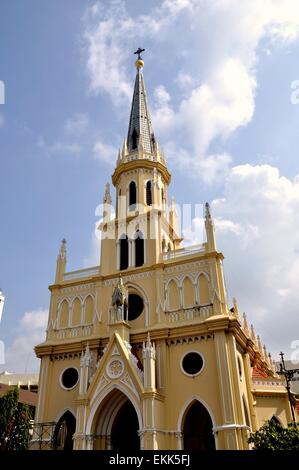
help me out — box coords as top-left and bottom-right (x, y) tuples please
(86, 333), (144, 406)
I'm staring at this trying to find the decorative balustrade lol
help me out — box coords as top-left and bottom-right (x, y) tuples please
(51, 324), (94, 340)
(63, 266), (100, 281)
(165, 304), (213, 323)
(163, 243), (205, 261)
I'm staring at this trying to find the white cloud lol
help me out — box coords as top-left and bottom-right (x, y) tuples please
(83, 0), (299, 181)
(36, 136), (82, 155)
(165, 141), (232, 183)
(4, 309), (48, 373)
(175, 71), (197, 92)
(83, 229), (100, 267)
(179, 58), (256, 154)
(64, 112), (89, 135)
(82, 0), (192, 107)
(93, 139), (116, 164)
(153, 85), (177, 135)
(184, 163), (299, 358)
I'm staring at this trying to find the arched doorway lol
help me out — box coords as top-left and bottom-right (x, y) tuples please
(92, 389), (141, 450)
(111, 400), (140, 451)
(53, 410), (76, 450)
(183, 401), (215, 450)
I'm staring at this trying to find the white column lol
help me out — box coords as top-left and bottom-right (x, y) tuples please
(178, 286), (183, 309)
(143, 238), (146, 265)
(129, 240), (133, 267)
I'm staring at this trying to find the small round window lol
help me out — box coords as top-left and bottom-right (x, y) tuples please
(128, 294), (144, 321)
(181, 352), (204, 376)
(60, 368), (79, 390)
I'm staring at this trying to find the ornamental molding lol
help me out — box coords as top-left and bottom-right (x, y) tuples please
(252, 380), (282, 387)
(106, 359), (125, 379)
(164, 260), (208, 274)
(103, 271), (154, 286)
(166, 334), (214, 346)
(120, 372), (140, 400)
(94, 374), (111, 397)
(52, 352), (81, 361)
(60, 283), (95, 295)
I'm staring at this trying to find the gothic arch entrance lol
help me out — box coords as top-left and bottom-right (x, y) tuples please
(53, 410), (76, 450)
(93, 389), (140, 450)
(182, 401), (215, 451)
(111, 400), (140, 450)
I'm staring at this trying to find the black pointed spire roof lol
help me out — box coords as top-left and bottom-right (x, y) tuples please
(127, 59), (155, 154)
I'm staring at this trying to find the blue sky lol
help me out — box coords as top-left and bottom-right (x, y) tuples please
(1, 0), (299, 372)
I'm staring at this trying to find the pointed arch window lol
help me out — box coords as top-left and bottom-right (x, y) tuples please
(129, 181), (137, 210)
(120, 236), (129, 270)
(53, 411), (76, 450)
(146, 181), (152, 206)
(135, 230), (144, 267)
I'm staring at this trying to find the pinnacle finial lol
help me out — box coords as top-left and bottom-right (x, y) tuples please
(103, 182), (112, 204)
(134, 47), (145, 69)
(232, 297), (240, 319)
(263, 344), (268, 362)
(242, 312), (249, 335)
(122, 138), (128, 157)
(250, 324), (256, 343)
(59, 238), (67, 259)
(257, 335), (263, 356)
(205, 202), (212, 219)
(134, 47), (145, 66)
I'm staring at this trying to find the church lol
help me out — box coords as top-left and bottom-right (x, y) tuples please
(32, 51), (292, 451)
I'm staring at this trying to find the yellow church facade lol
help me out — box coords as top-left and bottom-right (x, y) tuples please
(32, 54), (292, 451)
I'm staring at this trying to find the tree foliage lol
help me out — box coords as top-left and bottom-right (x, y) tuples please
(0, 387), (32, 450)
(248, 419), (299, 450)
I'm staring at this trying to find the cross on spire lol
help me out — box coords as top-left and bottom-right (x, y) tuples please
(134, 47), (145, 60)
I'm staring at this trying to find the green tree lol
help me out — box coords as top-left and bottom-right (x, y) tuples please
(0, 387), (32, 450)
(248, 419), (299, 450)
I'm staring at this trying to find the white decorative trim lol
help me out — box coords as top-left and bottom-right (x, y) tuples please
(106, 359), (125, 379)
(60, 283), (95, 294)
(212, 424), (250, 432)
(94, 374), (111, 398)
(111, 346), (120, 356)
(103, 271), (154, 286)
(120, 372), (140, 399)
(164, 260), (208, 274)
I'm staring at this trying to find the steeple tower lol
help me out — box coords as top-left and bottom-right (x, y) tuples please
(100, 50), (182, 276)
(127, 51), (155, 154)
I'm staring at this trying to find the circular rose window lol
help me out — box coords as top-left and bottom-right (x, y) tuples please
(127, 294), (144, 321)
(181, 352), (204, 376)
(60, 367), (79, 390)
(106, 359), (124, 379)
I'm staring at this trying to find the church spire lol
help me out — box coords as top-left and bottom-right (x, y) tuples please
(127, 49), (156, 154)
